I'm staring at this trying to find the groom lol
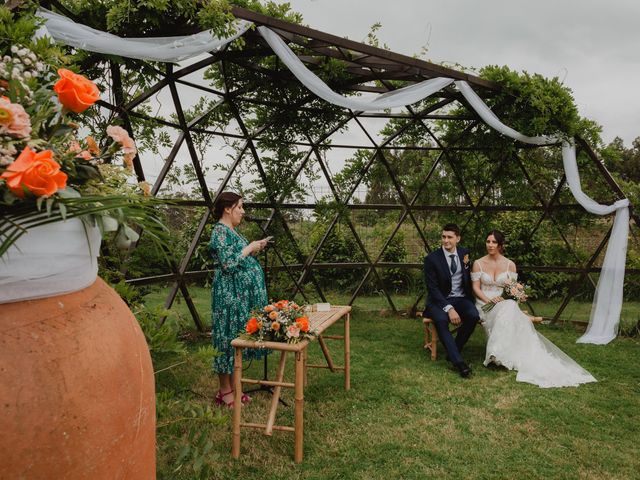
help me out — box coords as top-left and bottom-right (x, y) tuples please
(423, 223), (480, 378)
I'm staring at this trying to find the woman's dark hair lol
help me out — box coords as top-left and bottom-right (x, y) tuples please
(486, 229), (506, 252)
(212, 192), (242, 220)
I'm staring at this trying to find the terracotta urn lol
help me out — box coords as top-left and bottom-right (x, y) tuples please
(0, 221), (156, 478)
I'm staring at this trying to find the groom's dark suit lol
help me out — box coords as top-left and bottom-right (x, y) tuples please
(423, 247), (479, 366)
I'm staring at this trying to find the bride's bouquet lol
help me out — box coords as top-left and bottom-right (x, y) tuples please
(482, 278), (529, 313)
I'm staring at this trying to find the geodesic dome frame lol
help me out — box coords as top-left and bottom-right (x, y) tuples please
(41, 2), (639, 332)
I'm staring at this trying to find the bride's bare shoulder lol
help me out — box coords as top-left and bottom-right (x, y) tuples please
(472, 256), (488, 271)
(504, 256), (517, 271)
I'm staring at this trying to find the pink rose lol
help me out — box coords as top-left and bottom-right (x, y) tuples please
(0, 97), (31, 138)
(106, 125), (137, 155)
(286, 324), (300, 339)
(68, 140), (81, 153)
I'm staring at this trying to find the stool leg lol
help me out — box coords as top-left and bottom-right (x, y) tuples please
(344, 312), (351, 390)
(232, 348), (243, 458)
(294, 350), (304, 463)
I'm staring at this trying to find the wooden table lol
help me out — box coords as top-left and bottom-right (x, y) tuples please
(230, 305), (351, 463)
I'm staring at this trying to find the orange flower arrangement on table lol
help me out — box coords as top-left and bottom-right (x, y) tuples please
(242, 300), (316, 344)
(0, 44), (164, 256)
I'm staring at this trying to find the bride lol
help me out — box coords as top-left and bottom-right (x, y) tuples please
(471, 230), (597, 388)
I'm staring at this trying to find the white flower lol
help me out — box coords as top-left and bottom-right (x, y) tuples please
(10, 45), (18, 54)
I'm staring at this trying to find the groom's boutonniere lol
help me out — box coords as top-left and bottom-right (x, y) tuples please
(463, 254), (470, 268)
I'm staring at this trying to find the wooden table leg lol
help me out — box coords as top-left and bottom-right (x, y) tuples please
(344, 312), (350, 390)
(232, 347), (243, 459)
(265, 351), (287, 436)
(294, 350), (304, 463)
(317, 336), (336, 372)
(303, 346), (308, 387)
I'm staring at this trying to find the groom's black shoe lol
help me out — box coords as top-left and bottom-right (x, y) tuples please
(454, 361), (472, 378)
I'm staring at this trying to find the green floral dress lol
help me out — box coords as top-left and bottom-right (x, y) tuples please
(209, 222), (269, 374)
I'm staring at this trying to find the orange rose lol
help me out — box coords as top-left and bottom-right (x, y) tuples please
(245, 317), (259, 334)
(1, 146), (67, 198)
(271, 321), (281, 331)
(275, 300), (286, 309)
(264, 305), (274, 312)
(268, 310), (278, 320)
(296, 316), (310, 333)
(53, 68), (100, 113)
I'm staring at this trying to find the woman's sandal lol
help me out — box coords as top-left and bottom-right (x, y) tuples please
(215, 390), (251, 407)
(215, 389), (234, 408)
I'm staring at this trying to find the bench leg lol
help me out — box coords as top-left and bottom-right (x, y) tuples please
(429, 323), (438, 361)
(423, 320), (438, 361)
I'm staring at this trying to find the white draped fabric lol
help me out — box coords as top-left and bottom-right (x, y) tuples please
(0, 219), (101, 303)
(36, 8), (252, 62)
(30, 12), (630, 342)
(562, 143), (630, 344)
(455, 80), (561, 146)
(257, 26), (455, 111)
(454, 80), (629, 345)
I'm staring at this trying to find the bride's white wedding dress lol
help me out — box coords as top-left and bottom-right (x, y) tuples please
(472, 266), (597, 388)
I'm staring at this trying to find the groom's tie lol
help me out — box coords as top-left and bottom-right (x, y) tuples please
(449, 254), (457, 274)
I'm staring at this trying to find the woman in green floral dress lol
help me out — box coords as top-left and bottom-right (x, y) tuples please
(209, 192), (270, 407)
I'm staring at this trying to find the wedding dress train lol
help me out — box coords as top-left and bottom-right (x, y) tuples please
(472, 269), (597, 388)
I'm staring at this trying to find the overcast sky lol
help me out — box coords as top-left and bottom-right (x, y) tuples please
(286, 0), (640, 145)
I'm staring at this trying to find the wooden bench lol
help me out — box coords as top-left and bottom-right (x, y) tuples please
(417, 312), (459, 361)
(231, 305), (351, 463)
(420, 310), (543, 361)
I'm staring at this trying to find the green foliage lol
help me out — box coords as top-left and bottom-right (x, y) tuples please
(308, 218), (365, 292)
(103, 274), (224, 480)
(0, 3), (69, 65)
(480, 65), (593, 140)
(157, 389), (226, 480)
(601, 136), (640, 183)
(375, 225), (414, 294)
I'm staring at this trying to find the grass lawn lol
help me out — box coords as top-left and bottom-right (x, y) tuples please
(144, 285), (640, 331)
(145, 288), (640, 479)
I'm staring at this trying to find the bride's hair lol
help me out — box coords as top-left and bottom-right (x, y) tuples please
(486, 229), (506, 253)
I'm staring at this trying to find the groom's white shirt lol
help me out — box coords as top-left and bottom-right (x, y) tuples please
(443, 247), (464, 312)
